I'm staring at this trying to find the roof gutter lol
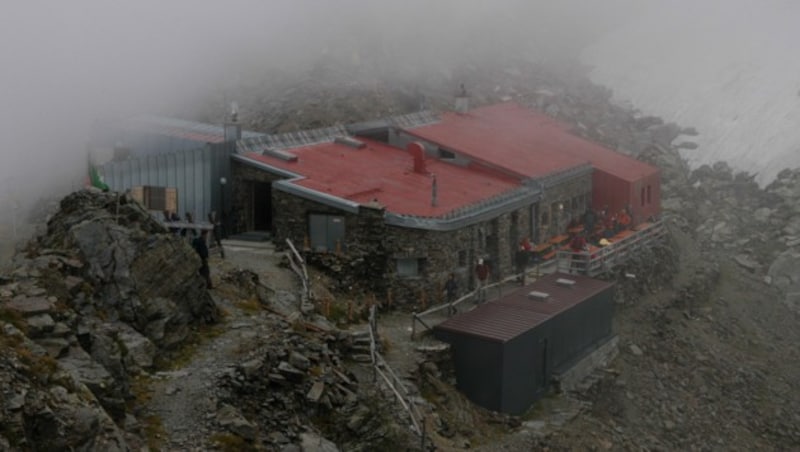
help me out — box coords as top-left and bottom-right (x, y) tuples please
(231, 153), (301, 179)
(385, 186), (540, 231)
(273, 180), (360, 214)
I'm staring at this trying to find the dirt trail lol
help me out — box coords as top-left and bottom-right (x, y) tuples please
(139, 241), (298, 451)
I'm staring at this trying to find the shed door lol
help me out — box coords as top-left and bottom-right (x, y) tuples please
(538, 338), (550, 391)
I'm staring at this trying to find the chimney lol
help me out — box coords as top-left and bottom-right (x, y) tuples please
(224, 101), (241, 142)
(455, 83), (469, 113)
(408, 142), (427, 174)
(431, 174), (438, 207)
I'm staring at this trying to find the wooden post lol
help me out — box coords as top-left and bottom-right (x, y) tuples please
(336, 239), (342, 255)
(347, 300), (353, 322)
(411, 312), (416, 340)
(387, 289), (393, 309)
(437, 281), (443, 304)
(419, 290), (427, 311)
(304, 235), (310, 250)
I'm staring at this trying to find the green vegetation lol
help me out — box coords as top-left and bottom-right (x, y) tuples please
(0, 308), (28, 334)
(210, 432), (257, 452)
(141, 414), (166, 451)
(234, 297), (262, 314)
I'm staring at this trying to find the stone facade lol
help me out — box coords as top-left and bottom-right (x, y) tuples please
(230, 159), (286, 233)
(232, 158), (591, 308)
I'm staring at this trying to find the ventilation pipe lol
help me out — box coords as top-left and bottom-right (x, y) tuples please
(408, 142), (427, 174)
(431, 174), (438, 207)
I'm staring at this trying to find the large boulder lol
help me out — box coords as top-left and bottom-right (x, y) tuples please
(36, 190), (219, 347)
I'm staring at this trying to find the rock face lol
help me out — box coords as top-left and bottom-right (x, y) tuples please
(0, 189), (219, 450)
(37, 190), (219, 347)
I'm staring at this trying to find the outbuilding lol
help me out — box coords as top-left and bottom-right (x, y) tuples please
(433, 272), (615, 415)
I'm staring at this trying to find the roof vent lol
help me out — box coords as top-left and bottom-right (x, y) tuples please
(334, 136), (366, 149)
(262, 148), (298, 162)
(528, 291), (550, 301)
(556, 278), (576, 288)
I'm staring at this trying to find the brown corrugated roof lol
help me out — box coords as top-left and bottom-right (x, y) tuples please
(434, 272), (614, 343)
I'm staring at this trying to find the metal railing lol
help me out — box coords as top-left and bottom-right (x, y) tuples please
(366, 305), (427, 444)
(555, 220), (667, 277)
(285, 238), (311, 308)
(410, 265), (545, 339)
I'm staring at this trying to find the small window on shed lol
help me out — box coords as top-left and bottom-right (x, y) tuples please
(647, 185), (652, 204)
(397, 258), (425, 278)
(640, 187), (645, 206)
(439, 148), (456, 160)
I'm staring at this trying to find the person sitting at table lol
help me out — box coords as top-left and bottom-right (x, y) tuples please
(618, 209), (632, 230)
(570, 232), (588, 253)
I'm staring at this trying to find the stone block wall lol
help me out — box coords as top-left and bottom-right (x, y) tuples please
(271, 186), (541, 306)
(231, 160), (286, 233)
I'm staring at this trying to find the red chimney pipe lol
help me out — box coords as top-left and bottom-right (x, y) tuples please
(408, 142), (426, 174)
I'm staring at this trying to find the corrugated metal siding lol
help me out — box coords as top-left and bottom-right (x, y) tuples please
(434, 272), (614, 343)
(99, 142), (234, 222)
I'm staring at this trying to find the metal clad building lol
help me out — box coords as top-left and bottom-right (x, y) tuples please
(99, 142), (235, 223)
(434, 272), (615, 414)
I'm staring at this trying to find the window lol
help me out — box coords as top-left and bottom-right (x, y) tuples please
(397, 258), (425, 277)
(131, 186), (176, 212)
(439, 148), (456, 160)
(309, 214), (346, 252)
(647, 185), (652, 204)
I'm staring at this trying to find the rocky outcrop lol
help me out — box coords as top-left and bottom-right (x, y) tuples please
(0, 189), (219, 449)
(219, 322), (415, 451)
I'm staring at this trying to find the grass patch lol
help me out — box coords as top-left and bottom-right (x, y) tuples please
(141, 414), (166, 451)
(210, 432), (257, 452)
(0, 308), (28, 334)
(234, 297), (262, 314)
(153, 323), (226, 371)
(16, 344), (58, 382)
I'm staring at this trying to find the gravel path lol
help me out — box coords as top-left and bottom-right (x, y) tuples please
(140, 240), (298, 451)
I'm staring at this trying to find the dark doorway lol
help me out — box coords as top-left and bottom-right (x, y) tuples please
(253, 182), (272, 231)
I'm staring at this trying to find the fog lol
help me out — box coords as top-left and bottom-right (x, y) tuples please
(583, 0), (800, 185)
(6, 0), (794, 224)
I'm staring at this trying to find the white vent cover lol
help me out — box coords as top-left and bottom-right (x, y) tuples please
(334, 136), (366, 149)
(528, 291), (550, 301)
(262, 148), (298, 162)
(556, 278), (576, 288)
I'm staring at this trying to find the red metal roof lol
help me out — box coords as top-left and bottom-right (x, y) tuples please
(241, 137), (520, 217)
(406, 102), (659, 182)
(434, 272), (615, 343)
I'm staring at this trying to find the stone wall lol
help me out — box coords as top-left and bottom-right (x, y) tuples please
(230, 160), (286, 233)
(272, 186), (539, 306)
(235, 157), (590, 307)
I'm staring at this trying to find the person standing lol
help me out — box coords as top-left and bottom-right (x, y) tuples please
(474, 258), (490, 303)
(192, 230), (212, 289)
(445, 273), (458, 303)
(515, 245), (530, 285)
(208, 211), (225, 259)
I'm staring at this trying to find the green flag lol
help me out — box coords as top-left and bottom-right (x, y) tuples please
(89, 165), (109, 192)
